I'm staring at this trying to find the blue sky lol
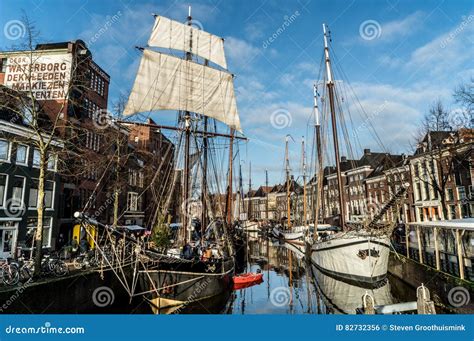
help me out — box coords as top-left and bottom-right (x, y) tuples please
(1, 0), (473, 187)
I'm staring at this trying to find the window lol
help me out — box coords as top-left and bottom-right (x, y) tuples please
(28, 179), (54, 209)
(418, 208), (424, 222)
(0, 174), (6, 207)
(416, 183), (422, 201)
(457, 187), (466, 201)
(47, 153), (56, 171)
(29, 179), (38, 208)
(44, 181), (54, 209)
(0, 58), (7, 73)
(21, 105), (34, 125)
(138, 172), (144, 188)
(137, 195), (143, 212)
(449, 205), (456, 219)
(424, 182), (430, 200)
(127, 192), (138, 211)
(0, 140), (9, 161)
(12, 176), (25, 206)
(26, 217), (52, 248)
(84, 98), (90, 118)
(16, 145), (28, 165)
(129, 170), (138, 186)
(33, 149), (40, 167)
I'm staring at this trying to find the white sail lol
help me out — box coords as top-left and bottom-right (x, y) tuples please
(123, 50), (241, 132)
(149, 15), (227, 70)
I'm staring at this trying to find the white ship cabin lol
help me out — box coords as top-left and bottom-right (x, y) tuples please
(403, 219), (474, 281)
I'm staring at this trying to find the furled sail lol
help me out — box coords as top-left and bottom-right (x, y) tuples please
(123, 50), (241, 132)
(149, 15), (227, 70)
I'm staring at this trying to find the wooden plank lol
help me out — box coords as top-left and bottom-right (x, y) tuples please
(456, 229), (465, 280)
(434, 226), (440, 270)
(416, 226), (423, 264)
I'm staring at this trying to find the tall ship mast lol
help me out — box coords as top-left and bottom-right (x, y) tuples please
(309, 24), (409, 285)
(120, 7), (243, 313)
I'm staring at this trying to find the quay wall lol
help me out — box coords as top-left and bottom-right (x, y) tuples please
(388, 251), (474, 313)
(0, 267), (149, 314)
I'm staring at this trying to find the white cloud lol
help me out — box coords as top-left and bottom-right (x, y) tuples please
(406, 14), (474, 77)
(224, 37), (262, 71)
(235, 77), (278, 104)
(244, 21), (266, 41)
(379, 11), (424, 42)
(377, 54), (402, 68)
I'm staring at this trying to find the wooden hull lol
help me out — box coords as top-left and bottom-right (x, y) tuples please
(140, 258), (234, 314)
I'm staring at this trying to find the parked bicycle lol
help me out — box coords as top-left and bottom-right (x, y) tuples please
(0, 260), (20, 286)
(72, 249), (99, 269)
(10, 252), (69, 280)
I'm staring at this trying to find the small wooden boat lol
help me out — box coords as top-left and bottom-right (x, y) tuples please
(233, 272), (263, 284)
(233, 278), (263, 290)
(233, 273), (264, 290)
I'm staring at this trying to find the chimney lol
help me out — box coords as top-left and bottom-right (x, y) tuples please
(364, 148), (371, 155)
(341, 156), (347, 162)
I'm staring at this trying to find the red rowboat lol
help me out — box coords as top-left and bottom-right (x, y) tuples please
(233, 273), (264, 290)
(233, 272), (263, 284)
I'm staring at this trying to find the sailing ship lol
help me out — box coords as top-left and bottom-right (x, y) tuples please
(309, 24), (408, 285)
(272, 136), (306, 241)
(120, 8), (244, 313)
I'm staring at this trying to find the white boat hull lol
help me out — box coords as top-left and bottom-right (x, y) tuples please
(272, 227), (304, 241)
(311, 231), (390, 284)
(284, 242), (305, 259)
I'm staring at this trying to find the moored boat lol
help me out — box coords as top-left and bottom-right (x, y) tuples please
(119, 6), (244, 313)
(311, 231), (390, 283)
(308, 24), (408, 285)
(233, 272), (263, 285)
(272, 226), (304, 241)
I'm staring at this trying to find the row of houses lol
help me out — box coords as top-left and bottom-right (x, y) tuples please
(243, 129), (473, 225)
(0, 40), (175, 259)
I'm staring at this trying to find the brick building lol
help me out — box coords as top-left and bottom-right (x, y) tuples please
(121, 118), (176, 226)
(410, 130), (473, 222)
(0, 40), (177, 253)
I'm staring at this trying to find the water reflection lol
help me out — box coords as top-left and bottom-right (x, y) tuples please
(311, 266), (394, 314)
(166, 236), (416, 314)
(226, 238), (318, 314)
(224, 237), (408, 315)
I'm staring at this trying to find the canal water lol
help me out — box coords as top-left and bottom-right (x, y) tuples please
(90, 235), (416, 314)
(221, 236), (416, 315)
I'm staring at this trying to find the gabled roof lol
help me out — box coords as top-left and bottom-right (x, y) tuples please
(254, 186), (272, 197)
(415, 131), (455, 155)
(278, 177), (303, 194)
(245, 190), (257, 198)
(270, 184), (283, 193)
(363, 153), (403, 179)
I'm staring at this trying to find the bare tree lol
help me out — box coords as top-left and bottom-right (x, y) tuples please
(0, 15), (103, 274)
(422, 100), (452, 133)
(453, 78), (473, 128)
